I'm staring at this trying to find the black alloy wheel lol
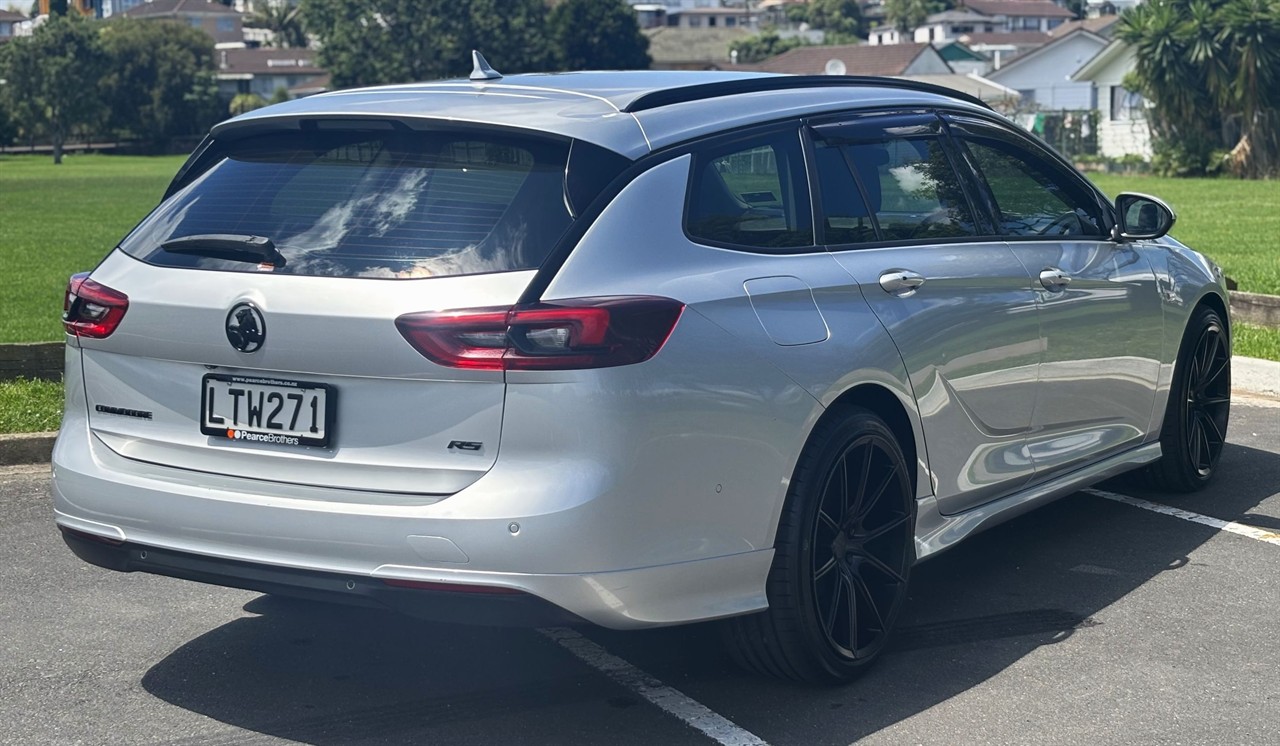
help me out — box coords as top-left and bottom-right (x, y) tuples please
(1183, 318), (1231, 477)
(1146, 306), (1231, 492)
(810, 435), (912, 661)
(724, 408), (914, 682)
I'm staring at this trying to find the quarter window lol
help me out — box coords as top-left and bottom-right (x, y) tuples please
(962, 138), (1106, 238)
(686, 132), (814, 250)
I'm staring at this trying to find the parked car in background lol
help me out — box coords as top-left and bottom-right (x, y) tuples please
(54, 61), (1231, 682)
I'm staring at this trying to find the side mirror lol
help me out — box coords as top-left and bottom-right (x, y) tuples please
(1114, 192), (1175, 241)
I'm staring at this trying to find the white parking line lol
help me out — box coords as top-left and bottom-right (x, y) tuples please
(1085, 488), (1280, 547)
(538, 627), (769, 746)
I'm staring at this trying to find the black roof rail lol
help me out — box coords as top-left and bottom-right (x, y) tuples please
(622, 75), (993, 114)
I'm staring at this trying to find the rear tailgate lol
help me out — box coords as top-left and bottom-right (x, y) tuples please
(79, 254), (531, 494)
(69, 122), (627, 496)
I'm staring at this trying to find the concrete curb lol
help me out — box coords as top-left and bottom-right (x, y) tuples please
(0, 431), (57, 467)
(2, 356), (1277, 468)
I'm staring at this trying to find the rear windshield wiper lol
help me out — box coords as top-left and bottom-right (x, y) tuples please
(161, 234), (286, 267)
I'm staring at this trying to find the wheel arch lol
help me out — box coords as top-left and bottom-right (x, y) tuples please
(813, 382), (923, 499)
(1193, 290), (1231, 344)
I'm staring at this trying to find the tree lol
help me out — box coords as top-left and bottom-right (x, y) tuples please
(245, 0), (308, 49)
(98, 19), (221, 147)
(806, 0), (866, 41)
(883, 0), (941, 33)
(730, 31), (809, 64)
(0, 15), (104, 163)
(548, 0), (650, 71)
(229, 92), (268, 115)
(1118, 0), (1280, 178)
(303, 0), (555, 88)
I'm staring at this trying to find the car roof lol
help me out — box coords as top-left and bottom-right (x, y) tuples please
(211, 71), (993, 160)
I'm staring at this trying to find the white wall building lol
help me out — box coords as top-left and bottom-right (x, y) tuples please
(1072, 40), (1152, 158)
(988, 29), (1108, 109)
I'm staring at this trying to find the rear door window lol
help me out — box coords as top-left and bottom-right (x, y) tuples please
(812, 114), (980, 245)
(122, 128), (587, 279)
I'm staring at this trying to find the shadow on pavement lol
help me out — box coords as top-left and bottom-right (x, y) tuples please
(141, 442), (1280, 745)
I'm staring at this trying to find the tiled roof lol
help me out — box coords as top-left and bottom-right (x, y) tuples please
(122, 0), (240, 17)
(217, 47), (324, 76)
(925, 9), (995, 22)
(1048, 14), (1120, 37)
(0, 9), (27, 21)
(962, 0), (1075, 18)
(956, 31), (1053, 45)
(288, 73), (331, 95)
(751, 43), (940, 76)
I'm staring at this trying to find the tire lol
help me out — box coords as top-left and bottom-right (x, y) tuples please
(1143, 305), (1231, 492)
(723, 407), (915, 683)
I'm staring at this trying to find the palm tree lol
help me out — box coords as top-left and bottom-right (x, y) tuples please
(245, 0), (308, 49)
(1117, 0), (1280, 177)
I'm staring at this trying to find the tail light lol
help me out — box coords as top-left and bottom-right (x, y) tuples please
(395, 296), (684, 371)
(63, 272), (129, 339)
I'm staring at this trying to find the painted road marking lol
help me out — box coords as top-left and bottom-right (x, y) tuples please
(1085, 488), (1280, 547)
(538, 627), (769, 746)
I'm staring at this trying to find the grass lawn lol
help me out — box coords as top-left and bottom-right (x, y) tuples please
(1089, 174), (1280, 296)
(0, 154), (186, 343)
(0, 378), (62, 433)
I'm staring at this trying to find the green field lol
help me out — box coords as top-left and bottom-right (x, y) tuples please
(1089, 174), (1280, 296)
(0, 156), (1276, 340)
(0, 154), (187, 343)
(0, 155), (1275, 433)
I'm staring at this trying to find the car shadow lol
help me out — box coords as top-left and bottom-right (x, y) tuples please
(141, 442), (1280, 745)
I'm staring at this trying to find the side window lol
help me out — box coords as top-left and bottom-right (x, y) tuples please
(686, 132), (813, 250)
(847, 136), (978, 242)
(962, 137), (1106, 238)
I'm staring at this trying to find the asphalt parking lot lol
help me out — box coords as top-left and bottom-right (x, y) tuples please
(3, 400), (1277, 746)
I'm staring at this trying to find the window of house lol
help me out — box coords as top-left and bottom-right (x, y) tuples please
(1110, 86), (1144, 121)
(187, 16), (202, 27)
(217, 18), (235, 33)
(686, 131), (814, 250)
(960, 137), (1106, 238)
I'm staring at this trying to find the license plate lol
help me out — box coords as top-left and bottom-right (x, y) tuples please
(201, 374), (334, 448)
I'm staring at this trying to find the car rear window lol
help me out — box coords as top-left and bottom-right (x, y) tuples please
(121, 129), (586, 279)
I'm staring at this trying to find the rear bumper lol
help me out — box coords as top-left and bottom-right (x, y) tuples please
(60, 527), (584, 627)
(52, 406), (774, 631)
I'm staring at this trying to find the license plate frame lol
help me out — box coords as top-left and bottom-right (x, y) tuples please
(200, 374), (335, 448)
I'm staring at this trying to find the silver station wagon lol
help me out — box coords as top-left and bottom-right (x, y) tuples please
(54, 61), (1232, 682)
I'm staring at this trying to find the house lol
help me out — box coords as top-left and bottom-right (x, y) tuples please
(666, 7), (757, 30)
(898, 73), (1021, 106)
(119, 0), (244, 44)
(960, 0), (1075, 32)
(987, 28), (1108, 109)
(912, 9), (998, 43)
(1047, 14), (1121, 38)
(0, 9), (25, 41)
(644, 26), (753, 70)
(745, 43), (952, 76)
(955, 30), (1052, 67)
(1071, 39), (1151, 157)
(216, 47), (325, 100)
(937, 40), (994, 75)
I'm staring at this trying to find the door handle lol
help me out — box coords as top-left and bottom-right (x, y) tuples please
(1039, 268), (1072, 291)
(879, 270), (926, 296)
